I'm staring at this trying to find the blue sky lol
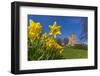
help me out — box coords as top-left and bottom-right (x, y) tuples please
(28, 15), (87, 42)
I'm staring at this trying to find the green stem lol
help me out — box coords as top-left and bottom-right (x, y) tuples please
(37, 52), (45, 60)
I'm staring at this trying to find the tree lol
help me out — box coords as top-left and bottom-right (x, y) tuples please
(56, 38), (62, 45)
(63, 38), (69, 46)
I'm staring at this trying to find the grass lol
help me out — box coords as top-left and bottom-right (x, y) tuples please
(28, 44), (88, 60)
(62, 47), (88, 59)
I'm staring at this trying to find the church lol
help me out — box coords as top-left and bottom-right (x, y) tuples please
(67, 33), (80, 46)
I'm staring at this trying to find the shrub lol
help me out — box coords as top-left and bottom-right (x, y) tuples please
(72, 44), (87, 50)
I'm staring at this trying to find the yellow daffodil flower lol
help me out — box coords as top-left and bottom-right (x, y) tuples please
(49, 21), (61, 38)
(45, 37), (64, 53)
(60, 49), (64, 54)
(45, 37), (55, 47)
(42, 33), (48, 39)
(28, 19), (42, 40)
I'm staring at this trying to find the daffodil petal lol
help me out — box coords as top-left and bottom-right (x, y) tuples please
(58, 26), (61, 28)
(29, 19), (35, 26)
(49, 32), (52, 35)
(54, 21), (57, 25)
(58, 31), (61, 34)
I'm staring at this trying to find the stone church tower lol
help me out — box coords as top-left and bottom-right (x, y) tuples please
(68, 33), (79, 46)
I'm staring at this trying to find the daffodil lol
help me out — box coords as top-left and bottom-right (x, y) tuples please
(60, 49), (64, 54)
(45, 37), (55, 47)
(45, 37), (64, 53)
(28, 19), (42, 40)
(42, 33), (48, 39)
(49, 21), (61, 38)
